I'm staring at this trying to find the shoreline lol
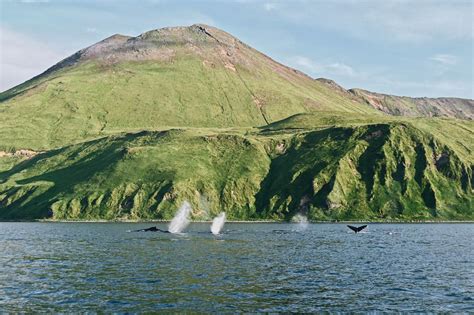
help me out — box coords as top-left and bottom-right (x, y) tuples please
(0, 219), (472, 224)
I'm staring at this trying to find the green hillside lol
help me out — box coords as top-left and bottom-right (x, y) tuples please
(0, 25), (377, 151)
(0, 120), (472, 221)
(0, 24), (472, 221)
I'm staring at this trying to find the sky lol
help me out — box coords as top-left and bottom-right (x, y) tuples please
(0, 0), (473, 98)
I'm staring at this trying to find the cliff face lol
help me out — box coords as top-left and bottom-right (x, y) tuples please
(349, 88), (474, 120)
(313, 79), (474, 120)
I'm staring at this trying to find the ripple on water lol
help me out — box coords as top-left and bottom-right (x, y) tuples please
(0, 222), (472, 312)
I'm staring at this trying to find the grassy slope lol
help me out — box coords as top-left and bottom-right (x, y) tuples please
(0, 55), (377, 151)
(0, 130), (269, 220)
(0, 119), (472, 221)
(263, 112), (474, 162)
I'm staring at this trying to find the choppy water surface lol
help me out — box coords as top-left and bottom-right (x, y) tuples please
(0, 223), (472, 312)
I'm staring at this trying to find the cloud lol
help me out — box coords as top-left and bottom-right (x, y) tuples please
(0, 27), (64, 91)
(263, 3), (277, 11)
(361, 2), (472, 41)
(290, 55), (472, 98)
(86, 27), (98, 33)
(368, 76), (472, 98)
(325, 63), (355, 77)
(19, 0), (50, 3)
(290, 56), (356, 77)
(343, 68), (473, 98)
(267, 1), (473, 42)
(429, 54), (458, 65)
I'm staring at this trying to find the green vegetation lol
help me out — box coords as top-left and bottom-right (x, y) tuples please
(0, 121), (472, 220)
(0, 57), (378, 151)
(0, 24), (472, 220)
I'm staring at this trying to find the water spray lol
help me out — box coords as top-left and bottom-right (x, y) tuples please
(211, 212), (226, 235)
(168, 201), (192, 234)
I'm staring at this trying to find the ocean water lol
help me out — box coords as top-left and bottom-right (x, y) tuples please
(0, 222), (472, 312)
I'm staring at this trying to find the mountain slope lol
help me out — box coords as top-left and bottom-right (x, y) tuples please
(0, 24), (377, 150)
(0, 24), (472, 221)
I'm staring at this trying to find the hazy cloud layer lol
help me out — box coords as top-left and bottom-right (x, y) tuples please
(430, 54), (458, 66)
(249, 0), (473, 42)
(0, 27), (64, 91)
(290, 56), (357, 78)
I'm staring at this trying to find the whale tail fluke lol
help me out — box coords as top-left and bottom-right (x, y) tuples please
(347, 225), (367, 233)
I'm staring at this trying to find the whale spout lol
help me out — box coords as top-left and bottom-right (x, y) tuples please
(211, 212), (226, 235)
(168, 201), (192, 234)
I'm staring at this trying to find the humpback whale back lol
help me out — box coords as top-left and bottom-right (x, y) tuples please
(133, 226), (169, 233)
(347, 225), (367, 233)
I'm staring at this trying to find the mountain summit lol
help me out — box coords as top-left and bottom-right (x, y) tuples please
(37, 24), (272, 72)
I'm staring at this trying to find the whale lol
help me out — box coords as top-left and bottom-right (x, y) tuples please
(133, 226), (169, 233)
(347, 225), (367, 233)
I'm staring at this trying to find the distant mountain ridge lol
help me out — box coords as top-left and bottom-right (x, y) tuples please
(350, 88), (473, 120)
(315, 79), (474, 120)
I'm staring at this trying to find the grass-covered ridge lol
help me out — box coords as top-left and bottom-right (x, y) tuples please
(0, 57), (378, 150)
(0, 120), (472, 221)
